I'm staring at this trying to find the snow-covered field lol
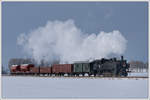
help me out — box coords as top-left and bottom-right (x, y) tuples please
(2, 76), (148, 98)
(128, 72), (148, 77)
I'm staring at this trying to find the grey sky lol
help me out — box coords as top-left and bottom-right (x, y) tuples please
(2, 2), (148, 68)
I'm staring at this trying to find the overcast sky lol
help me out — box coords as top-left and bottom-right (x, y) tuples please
(2, 2), (148, 68)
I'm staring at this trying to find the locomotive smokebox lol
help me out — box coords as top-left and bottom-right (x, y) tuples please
(121, 56), (124, 61)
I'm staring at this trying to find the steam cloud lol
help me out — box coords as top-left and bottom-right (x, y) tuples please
(17, 19), (127, 64)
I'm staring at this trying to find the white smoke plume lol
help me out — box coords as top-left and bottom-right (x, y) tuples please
(17, 19), (127, 64)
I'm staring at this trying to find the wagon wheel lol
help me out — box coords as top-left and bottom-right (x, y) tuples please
(118, 70), (127, 77)
(82, 73), (84, 76)
(88, 73), (91, 77)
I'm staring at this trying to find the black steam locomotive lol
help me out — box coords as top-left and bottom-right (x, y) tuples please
(89, 56), (130, 76)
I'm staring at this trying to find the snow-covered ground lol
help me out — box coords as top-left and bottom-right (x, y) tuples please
(128, 72), (148, 77)
(2, 76), (148, 98)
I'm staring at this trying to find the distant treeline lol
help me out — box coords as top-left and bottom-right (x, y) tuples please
(128, 61), (148, 68)
(128, 61), (148, 73)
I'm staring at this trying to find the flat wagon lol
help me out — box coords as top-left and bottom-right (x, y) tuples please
(10, 65), (20, 75)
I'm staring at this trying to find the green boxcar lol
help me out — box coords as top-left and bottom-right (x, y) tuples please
(73, 63), (82, 73)
(73, 61), (90, 73)
(82, 63), (90, 73)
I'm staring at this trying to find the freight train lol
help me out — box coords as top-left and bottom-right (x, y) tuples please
(10, 56), (130, 77)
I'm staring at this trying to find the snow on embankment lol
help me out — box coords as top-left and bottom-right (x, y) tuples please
(2, 76), (148, 98)
(128, 72), (148, 77)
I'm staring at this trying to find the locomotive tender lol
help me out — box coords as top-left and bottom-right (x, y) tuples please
(10, 56), (130, 77)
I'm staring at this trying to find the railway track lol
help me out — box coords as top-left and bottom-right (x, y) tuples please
(2, 74), (148, 79)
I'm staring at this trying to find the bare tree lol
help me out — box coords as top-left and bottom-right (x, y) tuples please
(129, 61), (148, 72)
(2, 65), (9, 75)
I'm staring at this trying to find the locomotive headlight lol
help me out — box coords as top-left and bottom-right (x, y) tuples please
(123, 63), (126, 67)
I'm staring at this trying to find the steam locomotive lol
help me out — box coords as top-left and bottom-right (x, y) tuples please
(10, 56), (130, 77)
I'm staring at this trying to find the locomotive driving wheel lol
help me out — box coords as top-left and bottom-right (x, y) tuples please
(118, 70), (127, 77)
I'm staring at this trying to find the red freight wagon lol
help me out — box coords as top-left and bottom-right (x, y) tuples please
(30, 67), (39, 74)
(52, 64), (73, 74)
(63, 64), (73, 73)
(52, 65), (59, 74)
(40, 67), (52, 74)
(10, 65), (20, 73)
(20, 64), (34, 72)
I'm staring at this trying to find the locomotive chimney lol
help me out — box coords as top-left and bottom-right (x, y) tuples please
(121, 56), (124, 61)
(113, 57), (116, 61)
